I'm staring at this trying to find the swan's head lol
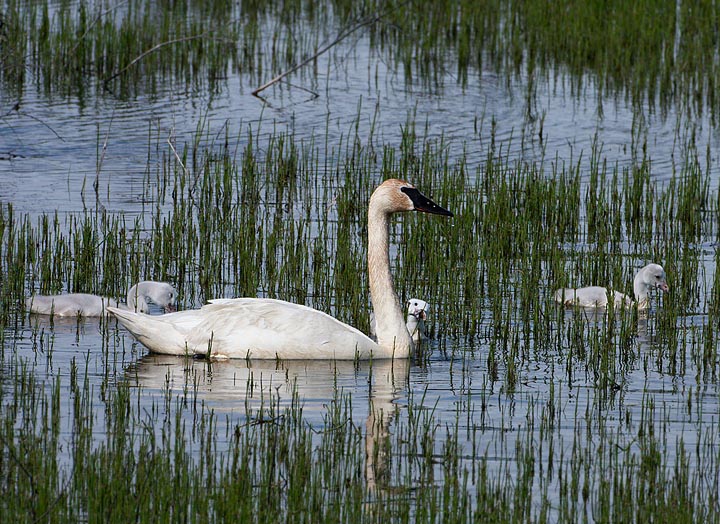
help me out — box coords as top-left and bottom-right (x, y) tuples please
(407, 298), (429, 321)
(371, 179), (453, 217)
(639, 263), (669, 293)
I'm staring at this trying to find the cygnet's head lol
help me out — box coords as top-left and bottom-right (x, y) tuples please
(407, 298), (429, 321)
(132, 281), (178, 313)
(406, 298), (430, 344)
(640, 263), (669, 293)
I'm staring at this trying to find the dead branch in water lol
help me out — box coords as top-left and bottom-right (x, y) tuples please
(252, 6), (399, 98)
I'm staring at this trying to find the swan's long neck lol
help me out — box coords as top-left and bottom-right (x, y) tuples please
(367, 204), (413, 357)
(126, 284), (148, 313)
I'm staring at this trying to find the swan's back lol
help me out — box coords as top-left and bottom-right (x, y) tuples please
(109, 298), (384, 360)
(555, 287), (631, 308)
(203, 299), (380, 359)
(26, 293), (120, 317)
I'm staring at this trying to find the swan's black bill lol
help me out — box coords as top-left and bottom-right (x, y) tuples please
(402, 187), (453, 217)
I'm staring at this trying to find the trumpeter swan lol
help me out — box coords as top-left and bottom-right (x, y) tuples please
(107, 179), (452, 359)
(554, 263), (669, 310)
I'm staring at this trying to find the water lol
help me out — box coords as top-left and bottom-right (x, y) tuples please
(3, 35), (719, 217)
(2, 2), (720, 519)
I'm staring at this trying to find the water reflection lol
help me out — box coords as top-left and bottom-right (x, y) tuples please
(24, 313), (110, 354)
(3, 31), (719, 218)
(126, 355), (405, 408)
(125, 354), (410, 493)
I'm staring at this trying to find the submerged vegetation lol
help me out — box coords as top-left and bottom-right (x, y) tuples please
(1, 0), (720, 521)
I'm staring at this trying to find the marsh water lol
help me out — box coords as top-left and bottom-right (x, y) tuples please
(2, 1), (720, 520)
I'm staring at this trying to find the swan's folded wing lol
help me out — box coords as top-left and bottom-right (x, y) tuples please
(556, 286), (633, 309)
(190, 298), (378, 359)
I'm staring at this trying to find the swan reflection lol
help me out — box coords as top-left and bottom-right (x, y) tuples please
(126, 354), (410, 493)
(127, 355), (407, 409)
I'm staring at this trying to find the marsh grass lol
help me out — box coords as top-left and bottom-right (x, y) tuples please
(2, 350), (720, 522)
(1, 0), (240, 98)
(2, 0), (719, 121)
(0, 112), (719, 519)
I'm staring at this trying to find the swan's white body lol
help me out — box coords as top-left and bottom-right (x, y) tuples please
(370, 298), (429, 344)
(26, 281), (177, 317)
(111, 297), (379, 359)
(555, 263), (669, 310)
(108, 179), (452, 360)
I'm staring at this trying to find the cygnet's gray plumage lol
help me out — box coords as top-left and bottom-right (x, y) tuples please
(26, 281), (177, 317)
(555, 263), (669, 310)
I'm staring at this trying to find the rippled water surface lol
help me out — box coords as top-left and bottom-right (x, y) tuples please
(4, 35), (719, 216)
(2, 1), (720, 519)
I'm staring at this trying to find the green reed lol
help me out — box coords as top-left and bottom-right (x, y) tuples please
(2, 0), (719, 121)
(0, 113), (715, 381)
(1, 0), (240, 98)
(0, 109), (719, 520)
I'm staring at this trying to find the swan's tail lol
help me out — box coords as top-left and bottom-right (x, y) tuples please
(107, 307), (190, 356)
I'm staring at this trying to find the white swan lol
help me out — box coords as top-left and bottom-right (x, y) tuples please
(26, 281), (178, 317)
(107, 179), (452, 360)
(370, 298), (429, 343)
(554, 263), (669, 310)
